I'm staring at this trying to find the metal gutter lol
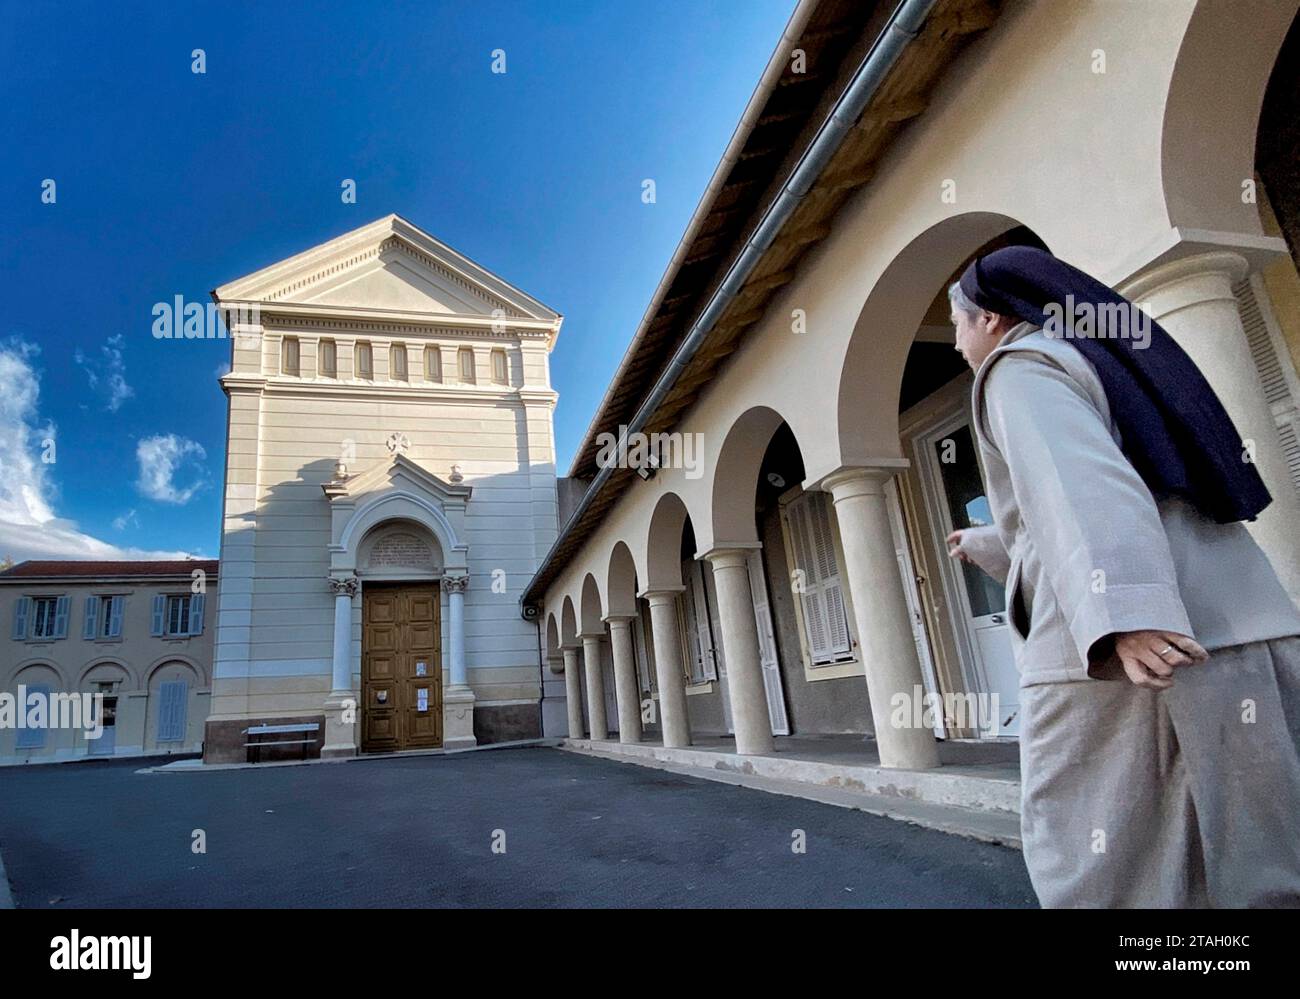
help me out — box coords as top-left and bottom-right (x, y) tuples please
(523, 0), (939, 614)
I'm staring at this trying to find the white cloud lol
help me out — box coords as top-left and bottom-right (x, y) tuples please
(136, 434), (207, 504)
(112, 509), (139, 531)
(0, 339), (191, 562)
(74, 334), (135, 412)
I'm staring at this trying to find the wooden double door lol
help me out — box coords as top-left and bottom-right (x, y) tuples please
(362, 582), (443, 752)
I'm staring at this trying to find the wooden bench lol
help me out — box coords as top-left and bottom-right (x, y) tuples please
(243, 722), (320, 763)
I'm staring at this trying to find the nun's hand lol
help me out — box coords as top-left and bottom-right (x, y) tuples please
(945, 529), (974, 563)
(1114, 630), (1210, 690)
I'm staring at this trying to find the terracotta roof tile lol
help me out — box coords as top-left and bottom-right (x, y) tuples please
(0, 560), (218, 580)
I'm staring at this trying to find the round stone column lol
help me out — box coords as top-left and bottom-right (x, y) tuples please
(1121, 251), (1300, 600)
(701, 548), (774, 757)
(823, 467), (940, 770)
(641, 589), (692, 748)
(580, 633), (608, 741)
(604, 615), (643, 745)
(562, 645), (584, 740)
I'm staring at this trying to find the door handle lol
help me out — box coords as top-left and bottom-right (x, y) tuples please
(990, 614), (1004, 624)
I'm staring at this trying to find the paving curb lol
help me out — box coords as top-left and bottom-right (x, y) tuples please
(136, 737), (562, 774)
(561, 742), (1023, 849)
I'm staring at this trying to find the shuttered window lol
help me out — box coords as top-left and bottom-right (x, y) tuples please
(391, 344), (408, 381)
(680, 559), (718, 683)
(425, 346), (442, 382)
(15, 683), (51, 749)
(491, 349), (508, 385)
(1235, 276), (1300, 497)
(784, 490), (853, 665)
(156, 680), (189, 743)
(30, 596), (68, 639)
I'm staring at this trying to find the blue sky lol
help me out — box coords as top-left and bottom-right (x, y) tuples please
(0, 0), (792, 561)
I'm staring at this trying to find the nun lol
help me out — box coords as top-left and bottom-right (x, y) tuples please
(944, 246), (1300, 908)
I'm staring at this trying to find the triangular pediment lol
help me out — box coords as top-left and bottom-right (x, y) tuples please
(324, 453), (472, 505)
(214, 214), (559, 323)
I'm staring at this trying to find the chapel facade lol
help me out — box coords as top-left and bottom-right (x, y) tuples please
(204, 215), (563, 762)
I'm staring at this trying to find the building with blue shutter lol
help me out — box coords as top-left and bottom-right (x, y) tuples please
(0, 560), (216, 765)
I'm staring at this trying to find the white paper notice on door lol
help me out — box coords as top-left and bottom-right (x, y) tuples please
(417, 688), (429, 712)
(416, 661), (427, 676)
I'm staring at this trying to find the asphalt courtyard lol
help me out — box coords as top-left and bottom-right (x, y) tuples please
(0, 747), (1036, 907)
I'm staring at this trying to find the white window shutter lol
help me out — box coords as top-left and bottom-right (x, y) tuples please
(151, 595), (166, 636)
(108, 596), (125, 638)
(681, 569), (705, 682)
(1236, 276), (1300, 496)
(53, 596), (70, 639)
(691, 562), (717, 681)
(83, 596), (100, 639)
(747, 550), (789, 736)
(12, 597), (29, 640)
(188, 593), (205, 635)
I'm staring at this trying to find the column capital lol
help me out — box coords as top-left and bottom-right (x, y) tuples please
(602, 613), (637, 626)
(328, 575), (359, 597)
(638, 586), (684, 603)
(1117, 249), (1249, 311)
(819, 461), (910, 499)
(440, 574), (470, 593)
(578, 631), (606, 643)
(698, 546), (757, 571)
(560, 642), (581, 654)
(1105, 227), (1288, 290)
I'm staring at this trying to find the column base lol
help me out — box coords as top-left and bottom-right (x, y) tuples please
(444, 685), (477, 749)
(321, 691), (359, 759)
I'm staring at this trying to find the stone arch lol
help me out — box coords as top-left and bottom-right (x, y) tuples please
(144, 653), (209, 688)
(836, 212), (1043, 464)
(605, 541), (638, 617)
(11, 659), (67, 689)
(545, 612), (561, 656)
(560, 595), (578, 647)
(338, 490), (467, 571)
(643, 492), (693, 590)
(355, 517), (444, 579)
(709, 405), (803, 546)
(1160, 0), (1298, 234)
(77, 657), (136, 690)
(579, 573), (604, 635)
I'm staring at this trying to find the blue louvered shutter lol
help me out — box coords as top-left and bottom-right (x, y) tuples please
(157, 680), (188, 742)
(187, 594), (205, 636)
(151, 595), (166, 636)
(16, 684), (51, 749)
(11, 597), (30, 640)
(108, 596), (125, 638)
(83, 596), (101, 639)
(52, 596), (70, 639)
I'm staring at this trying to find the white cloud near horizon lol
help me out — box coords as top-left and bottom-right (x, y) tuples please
(0, 338), (193, 563)
(135, 433), (207, 504)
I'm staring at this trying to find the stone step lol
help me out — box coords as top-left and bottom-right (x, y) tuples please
(562, 739), (1023, 848)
